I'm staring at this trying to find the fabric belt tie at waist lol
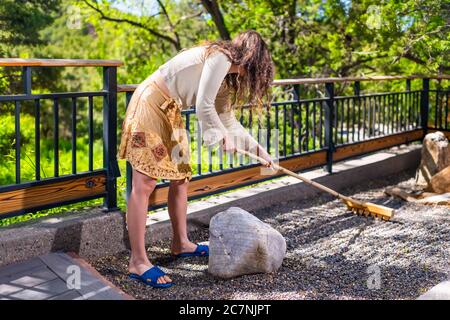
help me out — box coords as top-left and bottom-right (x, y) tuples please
(148, 81), (181, 110)
(159, 98), (180, 111)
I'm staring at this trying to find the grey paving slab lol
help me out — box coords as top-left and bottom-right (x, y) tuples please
(10, 267), (57, 287)
(49, 289), (84, 300)
(34, 278), (70, 297)
(0, 283), (23, 295)
(0, 257), (44, 279)
(0, 252), (127, 300)
(39, 252), (126, 300)
(417, 281), (450, 300)
(9, 287), (56, 300)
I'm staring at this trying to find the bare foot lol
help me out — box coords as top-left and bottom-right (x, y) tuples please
(171, 241), (200, 256)
(128, 258), (171, 284)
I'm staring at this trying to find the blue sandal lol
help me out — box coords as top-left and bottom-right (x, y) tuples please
(175, 244), (209, 258)
(129, 265), (174, 288)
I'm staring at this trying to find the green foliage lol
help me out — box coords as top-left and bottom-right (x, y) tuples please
(0, 0), (60, 47)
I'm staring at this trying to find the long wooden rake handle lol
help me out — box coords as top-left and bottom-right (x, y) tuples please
(235, 148), (362, 206)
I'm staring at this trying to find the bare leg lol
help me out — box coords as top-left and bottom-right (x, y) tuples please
(167, 178), (198, 255)
(127, 168), (171, 284)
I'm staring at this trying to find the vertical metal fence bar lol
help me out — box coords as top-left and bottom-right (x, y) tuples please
(22, 66), (32, 95)
(340, 99), (344, 143)
(374, 96), (379, 136)
(396, 93), (400, 132)
(34, 99), (41, 180)
(346, 99), (351, 143)
(368, 95), (371, 136)
(249, 106), (253, 140)
(282, 104), (287, 156)
(71, 97), (77, 174)
(407, 92), (410, 130)
(185, 112), (191, 165)
(257, 113), (261, 146)
(387, 94), (391, 134)
(406, 80), (411, 130)
(354, 81), (360, 142)
(125, 92), (132, 202)
(412, 91), (416, 128)
(196, 119), (202, 174)
(362, 95), (367, 139)
(266, 106), (271, 155)
(298, 102), (302, 152)
(239, 111), (244, 165)
(373, 96), (377, 136)
(415, 91), (419, 130)
(305, 102), (310, 152)
(312, 101), (316, 149)
(208, 144), (213, 172)
(290, 104), (295, 153)
(334, 99), (338, 144)
(102, 66), (119, 211)
(53, 98), (59, 177)
(275, 105), (279, 155)
(375, 96), (379, 136)
(319, 100), (324, 147)
(392, 93), (398, 133)
(324, 82), (334, 173)
(434, 88), (439, 128)
(88, 96), (94, 172)
(392, 93), (396, 133)
(15, 101), (21, 184)
(207, 145), (214, 169)
(293, 84), (300, 153)
(421, 78), (430, 136)
(352, 98), (356, 142)
(218, 143), (224, 170)
(382, 94), (386, 134)
(438, 89), (443, 129)
(401, 93), (404, 131)
(357, 95), (361, 141)
(370, 95), (373, 136)
(446, 92), (449, 129)
(390, 93), (394, 133)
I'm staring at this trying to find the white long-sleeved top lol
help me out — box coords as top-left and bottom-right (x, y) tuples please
(157, 45), (259, 150)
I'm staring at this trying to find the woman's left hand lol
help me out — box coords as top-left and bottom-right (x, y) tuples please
(257, 147), (274, 168)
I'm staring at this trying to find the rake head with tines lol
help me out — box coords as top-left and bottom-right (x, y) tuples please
(235, 148), (395, 221)
(339, 197), (394, 220)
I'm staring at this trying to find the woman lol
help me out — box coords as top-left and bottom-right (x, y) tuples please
(117, 30), (275, 288)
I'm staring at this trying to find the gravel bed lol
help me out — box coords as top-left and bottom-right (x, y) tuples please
(90, 169), (450, 300)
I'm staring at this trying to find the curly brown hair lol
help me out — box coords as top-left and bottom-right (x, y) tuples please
(181, 30), (275, 115)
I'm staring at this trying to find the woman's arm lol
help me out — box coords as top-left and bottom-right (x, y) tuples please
(195, 50), (232, 147)
(215, 90), (273, 166)
(218, 110), (273, 166)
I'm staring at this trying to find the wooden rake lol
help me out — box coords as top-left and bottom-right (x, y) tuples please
(235, 148), (395, 221)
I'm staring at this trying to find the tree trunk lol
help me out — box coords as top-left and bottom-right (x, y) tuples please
(200, 0), (230, 40)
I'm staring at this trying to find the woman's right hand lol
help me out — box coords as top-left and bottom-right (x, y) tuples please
(221, 135), (236, 152)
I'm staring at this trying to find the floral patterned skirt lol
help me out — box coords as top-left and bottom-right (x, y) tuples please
(117, 78), (192, 182)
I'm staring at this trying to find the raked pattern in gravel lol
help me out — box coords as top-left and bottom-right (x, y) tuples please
(90, 169), (450, 300)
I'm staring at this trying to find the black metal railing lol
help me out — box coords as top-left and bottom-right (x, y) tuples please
(0, 59), (448, 219)
(0, 59), (122, 218)
(118, 75), (449, 205)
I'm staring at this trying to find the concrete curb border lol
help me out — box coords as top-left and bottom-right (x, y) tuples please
(0, 144), (421, 267)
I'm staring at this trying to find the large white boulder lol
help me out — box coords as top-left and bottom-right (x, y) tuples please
(208, 207), (286, 279)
